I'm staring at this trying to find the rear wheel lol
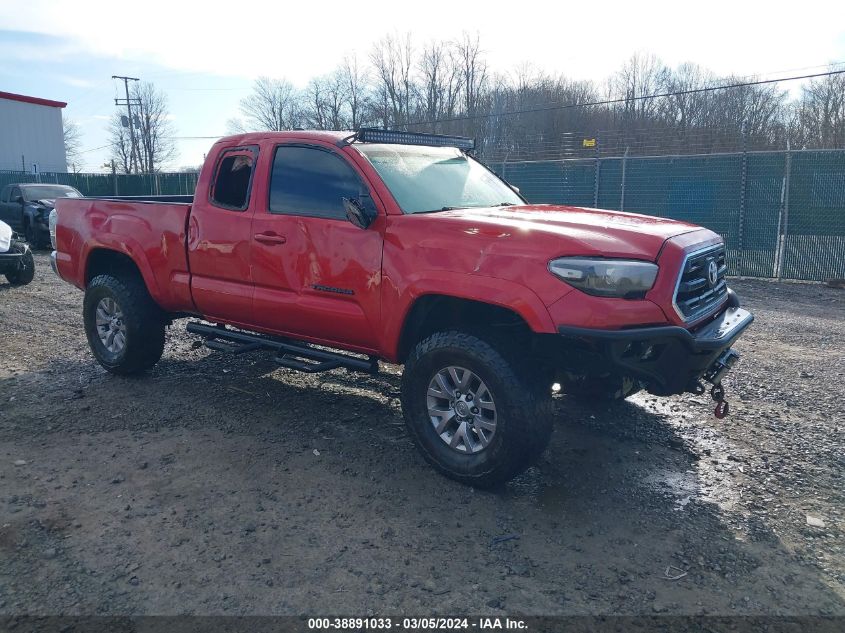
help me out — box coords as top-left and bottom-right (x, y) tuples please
(401, 331), (553, 487)
(83, 274), (166, 375)
(4, 243), (35, 286)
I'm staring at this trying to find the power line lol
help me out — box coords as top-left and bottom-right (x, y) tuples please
(76, 144), (112, 155)
(404, 68), (845, 128)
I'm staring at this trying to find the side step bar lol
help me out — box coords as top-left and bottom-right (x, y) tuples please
(186, 322), (379, 375)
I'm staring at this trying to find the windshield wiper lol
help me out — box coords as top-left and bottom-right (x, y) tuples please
(415, 206), (467, 214)
(415, 203), (517, 214)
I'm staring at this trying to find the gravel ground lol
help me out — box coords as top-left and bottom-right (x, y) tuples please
(0, 253), (843, 616)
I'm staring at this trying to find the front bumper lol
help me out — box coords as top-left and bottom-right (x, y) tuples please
(0, 249), (24, 273)
(557, 295), (753, 396)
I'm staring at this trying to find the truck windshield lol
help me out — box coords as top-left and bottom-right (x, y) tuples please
(23, 186), (82, 201)
(355, 144), (523, 214)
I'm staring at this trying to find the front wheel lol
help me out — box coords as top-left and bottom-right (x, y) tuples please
(400, 331), (553, 487)
(83, 274), (166, 375)
(4, 243), (35, 286)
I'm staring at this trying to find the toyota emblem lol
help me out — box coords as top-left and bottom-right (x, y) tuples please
(707, 260), (719, 286)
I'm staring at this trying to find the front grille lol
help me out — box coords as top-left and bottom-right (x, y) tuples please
(673, 244), (728, 321)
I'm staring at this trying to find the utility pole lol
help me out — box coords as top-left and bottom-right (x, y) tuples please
(112, 75), (141, 173)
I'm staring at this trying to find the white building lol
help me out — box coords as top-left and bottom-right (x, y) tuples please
(0, 91), (68, 173)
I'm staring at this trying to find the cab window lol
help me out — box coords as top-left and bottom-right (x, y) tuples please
(210, 148), (256, 210)
(269, 146), (362, 220)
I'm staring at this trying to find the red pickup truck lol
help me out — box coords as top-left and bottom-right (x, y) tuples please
(51, 129), (752, 486)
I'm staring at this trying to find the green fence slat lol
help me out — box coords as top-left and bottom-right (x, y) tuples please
(486, 149), (845, 281)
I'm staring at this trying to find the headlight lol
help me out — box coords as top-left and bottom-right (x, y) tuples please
(49, 209), (58, 249)
(549, 257), (658, 298)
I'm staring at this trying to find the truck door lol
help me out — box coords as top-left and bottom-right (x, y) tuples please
(249, 143), (384, 352)
(186, 146), (258, 326)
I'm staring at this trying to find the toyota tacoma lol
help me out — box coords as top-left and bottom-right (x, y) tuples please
(51, 129), (753, 486)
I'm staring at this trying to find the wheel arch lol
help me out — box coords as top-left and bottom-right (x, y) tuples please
(84, 247), (149, 289)
(396, 294), (540, 363)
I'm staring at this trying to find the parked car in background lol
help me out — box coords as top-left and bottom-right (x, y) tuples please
(0, 184), (82, 249)
(0, 219), (35, 286)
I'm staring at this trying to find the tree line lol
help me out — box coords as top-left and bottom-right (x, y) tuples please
(105, 33), (845, 171)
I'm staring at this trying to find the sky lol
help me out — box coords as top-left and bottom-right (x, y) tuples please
(1, 0), (844, 171)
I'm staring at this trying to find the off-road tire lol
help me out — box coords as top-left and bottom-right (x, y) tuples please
(4, 243), (35, 286)
(83, 274), (166, 375)
(401, 330), (553, 488)
(563, 373), (641, 402)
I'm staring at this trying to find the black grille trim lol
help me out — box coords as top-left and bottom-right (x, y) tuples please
(673, 244), (728, 322)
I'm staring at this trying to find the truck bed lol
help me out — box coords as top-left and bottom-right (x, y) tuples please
(53, 197), (195, 313)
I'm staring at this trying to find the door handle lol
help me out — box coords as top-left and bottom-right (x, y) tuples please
(254, 232), (286, 245)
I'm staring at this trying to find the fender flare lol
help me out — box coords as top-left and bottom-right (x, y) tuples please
(81, 234), (162, 300)
(386, 271), (557, 361)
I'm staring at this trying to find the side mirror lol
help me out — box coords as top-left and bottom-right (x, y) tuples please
(343, 196), (377, 229)
(15, 196), (24, 204)
(509, 184), (520, 194)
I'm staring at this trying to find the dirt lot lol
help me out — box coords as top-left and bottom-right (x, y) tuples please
(0, 252), (843, 616)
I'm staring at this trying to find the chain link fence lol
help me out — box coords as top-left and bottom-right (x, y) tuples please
(490, 148), (845, 282)
(0, 170), (199, 197)
(3, 148), (843, 282)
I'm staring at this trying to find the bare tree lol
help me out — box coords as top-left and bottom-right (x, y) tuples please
(225, 117), (248, 135)
(240, 77), (303, 131)
(133, 82), (178, 172)
(340, 55), (369, 129)
(659, 63), (714, 132)
(63, 118), (83, 172)
(417, 40), (463, 130)
(457, 33), (488, 116)
(219, 34), (845, 158)
(303, 73), (347, 130)
(108, 112), (133, 174)
(614, 53), (670, 119)
(370, 33), (415, 126)
(108, 82), (177, 173)
(789, 69), (845, 149)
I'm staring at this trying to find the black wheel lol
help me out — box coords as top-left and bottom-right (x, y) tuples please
(563, 373), (641, 402)
(83, 274), (166, 375)
(4, 242), (35, 286)
(400, 331), (553, 488)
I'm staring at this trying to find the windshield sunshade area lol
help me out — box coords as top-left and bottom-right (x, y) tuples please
(355, 144), (522, 214)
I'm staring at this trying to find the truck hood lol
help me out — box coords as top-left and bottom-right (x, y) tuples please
(425, 204), (701, 260)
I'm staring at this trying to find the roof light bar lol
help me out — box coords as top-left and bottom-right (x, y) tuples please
(355, 128), (475, 151)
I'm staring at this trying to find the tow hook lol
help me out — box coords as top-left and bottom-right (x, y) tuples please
(711, 383), (729, 419)
(703, 348), (740, 419)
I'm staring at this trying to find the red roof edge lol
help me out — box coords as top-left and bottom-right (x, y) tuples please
(0, 91), (67, 108)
